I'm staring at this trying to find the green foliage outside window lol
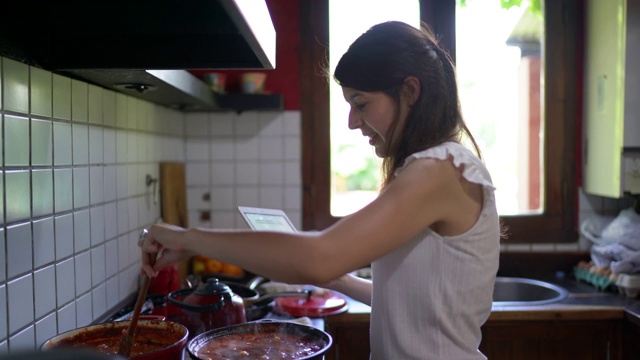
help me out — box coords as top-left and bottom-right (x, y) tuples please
(459, 0), (541, 15)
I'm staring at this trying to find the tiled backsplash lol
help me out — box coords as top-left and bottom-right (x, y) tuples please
(0, 55), (303, 354)
(183, 111), (302, 231)
(0, 56), (184, 353)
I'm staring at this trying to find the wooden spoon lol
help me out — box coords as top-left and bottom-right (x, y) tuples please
(118, 229), (157, 357)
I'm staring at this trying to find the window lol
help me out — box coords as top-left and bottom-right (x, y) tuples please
(456, 1), (543, 215)
(300, 0), (579, 243)
(328, 0), (419, 217)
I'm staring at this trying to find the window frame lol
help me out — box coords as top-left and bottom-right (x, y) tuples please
(300, 0), (580, 243)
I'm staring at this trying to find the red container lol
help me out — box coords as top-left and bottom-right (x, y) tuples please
(168, 278), (247, 339)
(148, 264), (180, 317)
(41, 320), (188, 360)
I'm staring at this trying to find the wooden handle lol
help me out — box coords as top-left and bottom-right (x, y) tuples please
(119, 253), (157, 356)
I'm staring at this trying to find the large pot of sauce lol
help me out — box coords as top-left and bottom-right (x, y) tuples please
(187, 320), (332, 360)
(40, 319), (188, 360)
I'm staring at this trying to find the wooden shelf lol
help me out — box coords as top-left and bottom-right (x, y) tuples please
(212, 93), (284, 113)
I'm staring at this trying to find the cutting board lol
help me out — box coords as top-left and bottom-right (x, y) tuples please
(159, 162), (189, 279)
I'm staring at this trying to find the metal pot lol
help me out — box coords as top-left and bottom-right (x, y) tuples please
(0, 349), (125, 360)
(40, 320), (188, 360)
(167, 278), (247, 338)
(224, 281), (311, 321)
(187, 320), (332, 360)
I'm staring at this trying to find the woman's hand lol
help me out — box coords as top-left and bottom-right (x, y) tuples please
(139, 223), (195, 277)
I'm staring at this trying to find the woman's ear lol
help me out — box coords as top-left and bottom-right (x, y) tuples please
(402, 76), (421, 106)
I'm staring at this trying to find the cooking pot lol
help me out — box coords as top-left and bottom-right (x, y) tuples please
(225, 281), (311, 321)
(167, 278), (247, 338)
(40, 319), (188, 360)
(0, 349), (124, 360)
(187, 320), (332, 360)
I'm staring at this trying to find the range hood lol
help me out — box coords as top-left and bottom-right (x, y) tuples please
(0, 0), (277, 111)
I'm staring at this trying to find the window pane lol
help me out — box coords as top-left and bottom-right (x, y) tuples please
(456, 1), (543, 215)
(329, 0), (420, 217)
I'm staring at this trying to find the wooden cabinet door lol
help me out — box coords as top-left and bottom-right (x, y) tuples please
(480, 319), (622, 360)
(623, 314), (640, 360)
(325, 322), (370, 360)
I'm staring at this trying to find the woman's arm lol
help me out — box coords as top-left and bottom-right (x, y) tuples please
(141, 157), (462, 285)
(321, 274), (372, 306)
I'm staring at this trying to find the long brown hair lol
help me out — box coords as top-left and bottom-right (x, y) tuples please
(334, 21), (481, 188)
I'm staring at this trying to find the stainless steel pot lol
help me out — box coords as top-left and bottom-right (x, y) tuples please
(187, 320), (332, 360)
(224, 281), (310, 321)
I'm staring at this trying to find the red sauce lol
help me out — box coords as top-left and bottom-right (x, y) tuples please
(195, 332), (323, 359)
(51, 322), (184, 357)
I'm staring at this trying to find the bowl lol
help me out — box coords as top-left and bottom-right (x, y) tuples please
(240, 72), (267, 94)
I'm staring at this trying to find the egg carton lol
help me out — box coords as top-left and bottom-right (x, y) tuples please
(615, 273), (640, 298)
(573, 266), (617, 292)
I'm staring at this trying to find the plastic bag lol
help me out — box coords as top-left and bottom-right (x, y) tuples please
(600, 208), (640, 251)
(586, 206), (640, 274)
(580, 213), (618, 246)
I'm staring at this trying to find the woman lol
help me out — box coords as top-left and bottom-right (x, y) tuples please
(140, 21), (500, 359)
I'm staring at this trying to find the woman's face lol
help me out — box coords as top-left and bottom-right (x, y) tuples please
(342, 87), (410, 158)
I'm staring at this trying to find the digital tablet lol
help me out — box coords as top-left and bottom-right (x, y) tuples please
(237, 206), (298, 233)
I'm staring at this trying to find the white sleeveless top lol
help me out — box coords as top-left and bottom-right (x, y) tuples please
(370, 142), (500, 360)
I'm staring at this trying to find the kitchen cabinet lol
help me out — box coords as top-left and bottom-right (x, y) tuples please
(480, 319), (623, 360)
(321, 283), (640, 360)
(583, 0), (640, 198)
(325, 317), (629, 360)
(623, 313), (640, 359)
(324, 311), (370, 360)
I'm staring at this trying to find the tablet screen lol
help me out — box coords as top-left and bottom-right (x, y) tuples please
(238, 206), (297, 233)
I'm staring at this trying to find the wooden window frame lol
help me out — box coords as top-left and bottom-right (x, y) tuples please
(300, 0), (580, 243)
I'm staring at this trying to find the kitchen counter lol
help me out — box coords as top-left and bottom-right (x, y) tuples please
(322, 276), (640, 359)
(324, 276), (640, 323)
(489, 276), (640, 321)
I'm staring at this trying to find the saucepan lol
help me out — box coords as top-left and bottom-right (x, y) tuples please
(224, 281), (311, 321)
(40, 319), (188, 360)
(187, 319), (332, 360)
(188, 276), (311, 321)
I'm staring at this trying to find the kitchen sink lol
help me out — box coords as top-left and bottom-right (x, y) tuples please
(492, 277), (569, 306)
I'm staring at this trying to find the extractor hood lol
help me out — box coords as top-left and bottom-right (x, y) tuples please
(0, 0), (277, 112)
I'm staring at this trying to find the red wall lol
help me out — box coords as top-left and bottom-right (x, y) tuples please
(189, 0), (301, 110)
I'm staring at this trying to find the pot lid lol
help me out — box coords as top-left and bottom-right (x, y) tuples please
(274, 291), (349, 318)
(176, 278), (233, 310)
(194, 278), (232, 297)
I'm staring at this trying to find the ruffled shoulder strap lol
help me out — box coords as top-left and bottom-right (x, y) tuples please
(395, 142), (495, 189)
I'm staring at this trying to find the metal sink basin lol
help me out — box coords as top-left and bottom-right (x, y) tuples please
(492, 277), (569, 306)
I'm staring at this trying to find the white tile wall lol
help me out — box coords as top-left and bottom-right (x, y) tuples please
(9, 326), (34, 352)
(0, 229), (4, 282)
(0, 285), (6, 341)
(184, 111), (303, 230)
(6, 223), (31, 279)
(1, 56), (185, 352)
(35, 314), (56, 350)
(7, 274), (33, 334)
(31, 118), (53, 166)
(33, 266), (55, 319)
(32, 218), (54, 268)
